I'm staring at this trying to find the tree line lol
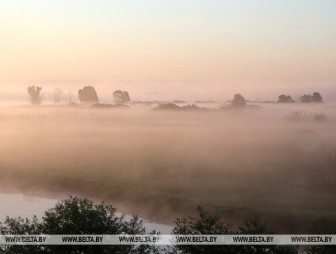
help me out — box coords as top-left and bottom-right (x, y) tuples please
(27, 86), (130, 105)
(27, 85), (323, 107)
(278, 92), (323, 103)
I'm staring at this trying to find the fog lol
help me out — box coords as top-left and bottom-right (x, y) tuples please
(0, 103), (335, 232)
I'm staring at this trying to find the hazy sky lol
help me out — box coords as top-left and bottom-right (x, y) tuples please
(0, 0), (335, 101)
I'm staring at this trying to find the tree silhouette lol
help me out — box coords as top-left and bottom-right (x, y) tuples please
(28, 86), (43, 105)
(52, 88), (65, 104)
(0, 197), (157, 254)
(300, 94), (312, 103)
(300, 93), (323, 103)
(113, 90), (130, 104)
(238, 220), (297, 254)
(78, 86), (99, 103)
(231, 94), (246, 108)
(278, 95), (294, 103)
(66, 89), (75, 105)
(172, 207), (297, 254)
(172, 206), (235, 254)
(312, 92), (323, 103)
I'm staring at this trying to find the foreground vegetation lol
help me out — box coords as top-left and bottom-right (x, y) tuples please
(1, 197), (334, 254)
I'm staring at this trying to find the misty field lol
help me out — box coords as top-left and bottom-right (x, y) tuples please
(0, 103), (335, 232)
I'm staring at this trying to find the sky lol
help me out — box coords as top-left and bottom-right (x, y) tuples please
(0, 0), (335, 102)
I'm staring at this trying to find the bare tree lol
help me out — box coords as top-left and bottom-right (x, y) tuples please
(52, 88), (65, 104)
(66, 89), (75, 104)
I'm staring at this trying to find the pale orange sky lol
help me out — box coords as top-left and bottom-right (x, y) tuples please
(0, 0), (335, 101)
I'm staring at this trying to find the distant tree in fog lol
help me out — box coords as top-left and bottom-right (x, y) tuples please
(113, 90), (130, 104)
(312, 92), (323, 103)
(52, 88), (65, 104)
(300, 92), (323, 103)
(231, 94), (246, 108)
(78, 86), (99, 103)
(278, 95), (294, 103)
(66, 89), (75, 104)
(300, 94), (312, 103)
(28, 86), (43, 105)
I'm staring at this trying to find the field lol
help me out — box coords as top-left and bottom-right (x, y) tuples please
(0, 103), (335, 233)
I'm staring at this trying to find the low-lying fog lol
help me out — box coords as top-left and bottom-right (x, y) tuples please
(0, 102), (335, 232)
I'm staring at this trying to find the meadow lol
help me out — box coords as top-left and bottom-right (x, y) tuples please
(0, 103), (335, 233)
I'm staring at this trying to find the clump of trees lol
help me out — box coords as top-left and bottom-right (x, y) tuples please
(173, 206), (297, 254)
(300, 92), (323, 103)
(154, 103), (207, 111)
(278, 95), (294, 103)
(154, 103), (181, 111)
(0, 197), (156, 254)
(78, 86), (99, 103)
(231, 94), (246, 108)
(28, 86), (43, 105)
(113, 90), (131, 104)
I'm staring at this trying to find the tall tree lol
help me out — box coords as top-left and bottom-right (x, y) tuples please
(113, 90), (131, 104)
(78, 86), (99, 103)
(28, 86), (43, 105)
(312, 92), (323, 103)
